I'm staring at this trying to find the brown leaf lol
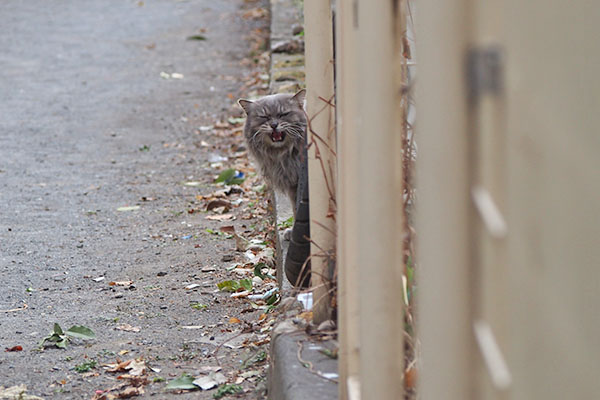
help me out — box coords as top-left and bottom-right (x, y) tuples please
(5, 345), (23, 352)
(229, 317), (242, 324)
(104, 358), (146, 376)
(105, 359), (132, 373)
(206, 199), (232, 212)
(235, 234), (248, 251)
(206, 214), (235, 221)
(116, 324), (141, 333)
(219, 225), (235, 234)
(115, 386), (144, 399)
(109, 281), (134, 287)
(405, 366), (417, 389)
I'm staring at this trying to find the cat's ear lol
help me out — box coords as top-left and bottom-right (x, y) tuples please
(238, 99), (254, 114)
(291, 89), (306, 108)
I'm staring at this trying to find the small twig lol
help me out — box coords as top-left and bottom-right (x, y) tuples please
(212, 329), (249, 366)
(0, 303), (28, 313)
(296, 340), (339, 384)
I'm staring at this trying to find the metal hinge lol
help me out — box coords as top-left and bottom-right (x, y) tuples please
(467, 46), (504, 102)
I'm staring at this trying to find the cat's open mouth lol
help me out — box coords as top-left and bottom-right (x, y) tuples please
(271, 130), (284, 142)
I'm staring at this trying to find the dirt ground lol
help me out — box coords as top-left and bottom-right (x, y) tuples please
(0, 0), (278, 398)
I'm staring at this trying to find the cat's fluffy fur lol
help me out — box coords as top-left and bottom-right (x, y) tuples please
(238, 90), (307, 211)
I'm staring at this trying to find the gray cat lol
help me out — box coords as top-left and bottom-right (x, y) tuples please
(238, 90), (307, 212)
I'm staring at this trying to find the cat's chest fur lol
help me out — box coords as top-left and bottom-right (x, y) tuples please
(248, 143), (302, 193)
(238, 90), (307, 208)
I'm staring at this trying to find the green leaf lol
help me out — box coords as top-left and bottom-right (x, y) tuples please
(253, 263), (267, 279)
(319, 348), (338, 359)
(46, 333), (63, 342)
(239, 278), (253, 291)
(266, 293), (279, 305)
(53, 323), (64, 335)
(187, 35), (206, 41)
(215, 169), (236, 184)
(227, 117), (245, 125)
(190, 302), (207, 310)
(277, 216), (294, 229)
(213, 384), (243, 399)
(65, 325), (95, 340)
(253, 263), (275, 280)
(229, 177), (245, 185)
(56, 338), (68, 349)
(166, 374), (198, 390)
(216, 280), (240, 292)
(214, 168), (245, 185)
(74, 360), (97, 373)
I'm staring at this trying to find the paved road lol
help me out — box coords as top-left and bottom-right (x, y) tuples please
(0, 1), (267, 398)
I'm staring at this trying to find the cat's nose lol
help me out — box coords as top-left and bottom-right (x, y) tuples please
(270, 121), (279, 129)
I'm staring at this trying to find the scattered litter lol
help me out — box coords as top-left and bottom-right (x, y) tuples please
(198, 366), (222, 373)
(117, 206), (140, 212)
(116, 324), (141, 333)
(297, 292), (313, 310)
(5, 345), (23, 352)
(248, 287), (278, 301)
(160, 72), (184, 80)
(180, 235), (193, 240)
(92, 277), (105, 282)
(0, 302), (28, 313)
(165, 374), (196, 390)
(0, 385), (43, 400)
(109, 281), (134, 287)
(185, 283), (201, 290)
(193, 372), (227, 390)
(208, 154), (228, 163)
(184, 181), (202, 187)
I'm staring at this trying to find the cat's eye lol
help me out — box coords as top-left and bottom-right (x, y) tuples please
(279, 111), (291, 117)
(257, 115), (268, 120)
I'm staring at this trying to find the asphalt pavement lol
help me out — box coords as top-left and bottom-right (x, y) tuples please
(0, 1), (269, 398)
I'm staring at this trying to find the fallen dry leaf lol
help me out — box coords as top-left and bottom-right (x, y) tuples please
(242, 7), (268, 19)
(109, 281), (134, 287)
(297, 311), (313, 322)
(116, 324), (141, 333)
(235, 234), (248, 251)
(104, 359), (147, 379)
(405, 366), (417, 389)
(220, 225), (236, 234)
(229, 317), (242, 324)
(0, 385), (43, 400)
(206, 213), (235, 221)
(92, 384), (145, 400)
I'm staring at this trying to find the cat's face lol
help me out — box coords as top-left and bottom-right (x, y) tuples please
(239, 90), (306, 149)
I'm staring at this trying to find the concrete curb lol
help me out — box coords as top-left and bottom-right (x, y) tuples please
(267, 1), (338, 399)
